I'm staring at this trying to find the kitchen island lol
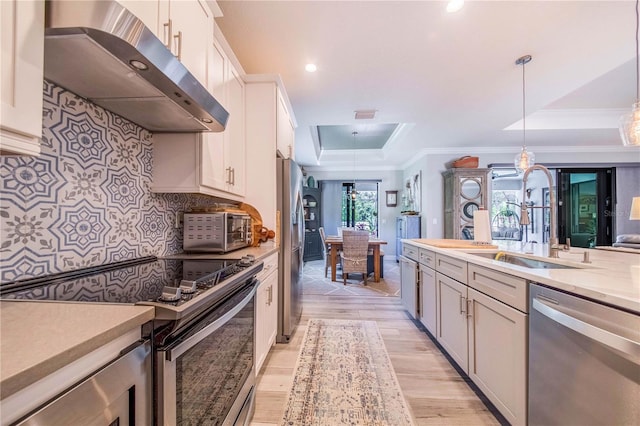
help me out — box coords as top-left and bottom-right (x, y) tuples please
(405, 239), (639, 313)
(400, 238), (639, 426)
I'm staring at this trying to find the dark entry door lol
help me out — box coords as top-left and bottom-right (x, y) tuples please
(557, 168), (614, 248)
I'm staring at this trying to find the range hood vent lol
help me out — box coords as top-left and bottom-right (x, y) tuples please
(44, 0), (229, 133)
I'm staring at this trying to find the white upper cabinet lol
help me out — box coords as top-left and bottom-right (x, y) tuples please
(118, 0), (211, 87)
(244, 77), (296, 228)
(152, 25), (246, 200)
(160, 0), (211, 87)
(0, 0), (44, 156)
(276, 89), (295, 159)
(201, 37), (245, 197)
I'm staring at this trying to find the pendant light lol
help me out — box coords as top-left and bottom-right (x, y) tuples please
(351, 131), (358, 200)
(620, 0), (640, 146)
(514, 55), (535, 172)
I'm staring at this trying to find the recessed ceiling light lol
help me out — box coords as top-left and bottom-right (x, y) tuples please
(446, 0), (464, 13)
(305, 63), (317, 73)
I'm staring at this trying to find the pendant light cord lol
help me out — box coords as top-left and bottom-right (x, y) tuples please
(636, 0), (640, 102)
(522, 58), (527, 147)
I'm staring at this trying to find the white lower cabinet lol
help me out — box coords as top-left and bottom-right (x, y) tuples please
(435, 272), (469, 373)
(419, 264), (437, 335)
(430, 250), (528, 426)
(255, 253), (278, 374)
(400, 255), (419, 319)
(468, 287), (527, 426)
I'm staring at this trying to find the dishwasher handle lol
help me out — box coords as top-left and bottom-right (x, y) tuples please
(532, 297), (640, 360)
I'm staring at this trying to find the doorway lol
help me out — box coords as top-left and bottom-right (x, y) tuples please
(557, 168), (614, 248)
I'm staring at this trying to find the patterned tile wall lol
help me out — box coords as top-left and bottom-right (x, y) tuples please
(0, 81), (219, 285)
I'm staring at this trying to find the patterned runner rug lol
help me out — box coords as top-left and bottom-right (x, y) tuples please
(282, 319), (415, 426)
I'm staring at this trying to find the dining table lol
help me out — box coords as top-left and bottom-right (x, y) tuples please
(324, 236), (388, 283)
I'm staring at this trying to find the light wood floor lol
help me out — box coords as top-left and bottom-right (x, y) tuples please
(250, 260), (502, 426)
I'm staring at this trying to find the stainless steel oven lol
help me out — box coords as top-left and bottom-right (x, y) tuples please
(156, 279), (257, 426)
(1, 255), (263, 426)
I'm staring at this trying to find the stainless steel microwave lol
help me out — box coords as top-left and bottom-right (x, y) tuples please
(183, 212), (252, 253)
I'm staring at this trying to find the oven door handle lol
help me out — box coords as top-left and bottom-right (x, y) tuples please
(165, 285), (257, 361)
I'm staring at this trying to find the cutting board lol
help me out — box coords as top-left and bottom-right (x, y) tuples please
(414, 239), (498, 249)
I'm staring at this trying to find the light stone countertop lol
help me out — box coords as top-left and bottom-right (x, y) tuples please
(0, 247), (278, 401)
(0, 301), (154, 399)
(163, 243), (279, 261)
(404, 239), (640, 314)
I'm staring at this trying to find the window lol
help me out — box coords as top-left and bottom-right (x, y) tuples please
(341, 182), (379, 236)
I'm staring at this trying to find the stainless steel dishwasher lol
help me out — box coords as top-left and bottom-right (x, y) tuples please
(529, 283), (640, 426)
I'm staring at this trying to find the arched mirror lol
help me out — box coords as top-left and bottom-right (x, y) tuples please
(461, 178), (481, 200)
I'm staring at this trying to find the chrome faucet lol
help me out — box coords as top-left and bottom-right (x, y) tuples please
(520, 165), (560, 258)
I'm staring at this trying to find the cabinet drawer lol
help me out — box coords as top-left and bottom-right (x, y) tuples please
(468, 263), (528, 312)
(257, 252), (278, 281)
(418, 248), (435, 268)
(402, 243), (419, 261)
(436, 254), (468, 284)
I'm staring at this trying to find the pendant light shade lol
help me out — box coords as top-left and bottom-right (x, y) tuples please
(621, 0), (640, 146)
(620, 102), (640, 146)
(515, 146), (535, 172)
(514, 55), (534, 173)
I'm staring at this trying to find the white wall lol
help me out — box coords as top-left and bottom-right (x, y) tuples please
(305, 169), (404, 255)
(405, 150), (640, 239)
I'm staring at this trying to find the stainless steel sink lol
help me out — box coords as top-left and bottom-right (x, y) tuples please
(471, 252), (579, 269)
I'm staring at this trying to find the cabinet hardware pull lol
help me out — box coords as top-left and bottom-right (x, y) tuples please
(467, 298), (473, 318)
(460, 295), (466, 314)
(173, 31), (182, 60)
(231, 167), (235, 185)
(226, 167), (232, 184)
(163, 19), (172, 48)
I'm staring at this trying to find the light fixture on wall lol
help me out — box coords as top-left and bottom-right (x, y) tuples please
(514, 54), (535, 173)
(351, 131), (358, 200)
(620, 0), (640, 146)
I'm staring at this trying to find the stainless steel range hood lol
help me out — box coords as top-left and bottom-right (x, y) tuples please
(44, 0), (229, 133)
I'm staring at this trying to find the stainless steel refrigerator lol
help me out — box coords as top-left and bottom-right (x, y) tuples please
(276, 157), (304, 343)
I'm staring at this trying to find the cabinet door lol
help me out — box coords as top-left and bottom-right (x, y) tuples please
(419, 264), (437, 335)
(436, 272), (468, 373)
(166, 0), (210, 87)
(200, 132), (227, 191)
(468, 288), (527, 426)
(255, 278), (269, 373)
(225, 64), (245, 196)
(400, 256), (418, 319)
(0, 0), (44, 155)
(256, 268), (278, 374)
(200, 39), (228, 192)
(266, 268), (278, 351)
(276, 90), (294, 159)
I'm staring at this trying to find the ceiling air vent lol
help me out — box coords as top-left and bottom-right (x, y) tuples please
(354, 109), (377, 120)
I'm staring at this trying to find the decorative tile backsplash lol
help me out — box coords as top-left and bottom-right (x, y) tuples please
(0, 81), (218, 284)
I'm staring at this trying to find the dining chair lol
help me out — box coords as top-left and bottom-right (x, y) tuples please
(340, 230), (370, 285)
(337, 226), (354, 237)
(318, 227), (332, 278)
